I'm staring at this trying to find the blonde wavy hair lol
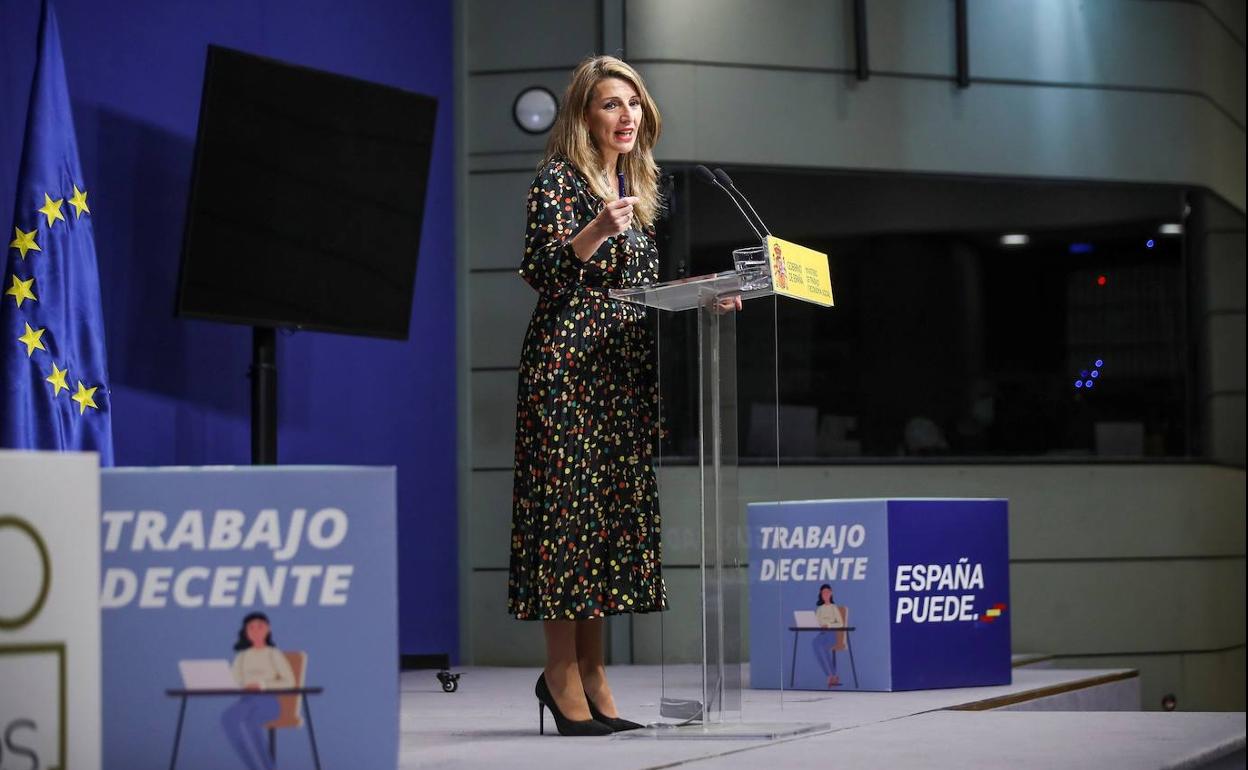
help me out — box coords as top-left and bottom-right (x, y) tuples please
(543, 56), (663, 228)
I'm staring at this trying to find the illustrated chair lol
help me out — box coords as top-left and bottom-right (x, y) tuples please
(266, 650), (307, 760)
(830, 606), (860, 687)
(829, 606), (848, 676)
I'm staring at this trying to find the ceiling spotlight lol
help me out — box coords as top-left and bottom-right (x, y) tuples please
(513, 86), (558, 134)
(1158, 223), (1184, 236)
(1000, 233), (1029, 247)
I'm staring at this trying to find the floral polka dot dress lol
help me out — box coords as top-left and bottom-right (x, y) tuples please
(508, 157), (667, 621)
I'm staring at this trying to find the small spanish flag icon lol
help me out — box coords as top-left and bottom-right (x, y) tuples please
(980, 603), (1008, 623)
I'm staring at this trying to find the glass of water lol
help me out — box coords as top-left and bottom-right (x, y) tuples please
(732, 245), (771, 291)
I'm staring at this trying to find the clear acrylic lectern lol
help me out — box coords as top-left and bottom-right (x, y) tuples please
(611, 249), (829, 740)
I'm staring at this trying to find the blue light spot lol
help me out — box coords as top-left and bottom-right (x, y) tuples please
(1069, 242), (1094, 254)
(1091, 370), (1099, 378)
(1085, 380), (1095, 388)
(1075, 380), (1083, 388)
(1080, 370), (1089, 378)
(1146, 239), (1155, 248)
(1095, 359), (1104, 368)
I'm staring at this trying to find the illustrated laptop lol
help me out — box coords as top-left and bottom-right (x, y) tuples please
(793, 610), (818, 628)
(178, 659), (236, 690)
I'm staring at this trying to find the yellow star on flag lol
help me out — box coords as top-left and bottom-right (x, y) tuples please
(46, 362), (70, 396)
(38, 193), (66, 228)
(5, 275), (37, 307)
(71, 381), (99, 414)
(68, 185), (90, 218)
(18, 322), (46, 357)
(9, 227), (41, 259)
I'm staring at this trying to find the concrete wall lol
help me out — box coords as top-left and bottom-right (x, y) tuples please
(628, 0), (1244, 208)
(1192, 192), (1247, 466)
(456, 0), (1246, 711)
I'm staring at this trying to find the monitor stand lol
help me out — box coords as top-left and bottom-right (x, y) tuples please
(250, 326), (277, 464)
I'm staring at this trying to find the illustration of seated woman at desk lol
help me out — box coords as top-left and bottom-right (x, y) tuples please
(812, 584), (847, 687)
(222, 611), (295, 770)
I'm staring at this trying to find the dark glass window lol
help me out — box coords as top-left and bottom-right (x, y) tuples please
(654, 168), (1190, 461)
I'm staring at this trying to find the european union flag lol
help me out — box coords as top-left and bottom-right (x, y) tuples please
(1, 0), (113, 464)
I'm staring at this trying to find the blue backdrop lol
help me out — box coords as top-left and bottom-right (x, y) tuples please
(0, 0), (457, 659)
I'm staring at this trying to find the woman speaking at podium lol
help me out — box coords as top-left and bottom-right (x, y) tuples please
(507, 55), (667, 737)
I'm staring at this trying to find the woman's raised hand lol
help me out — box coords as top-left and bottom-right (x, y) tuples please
(572, 195), (639, 261)
(595, 196), (638, 238)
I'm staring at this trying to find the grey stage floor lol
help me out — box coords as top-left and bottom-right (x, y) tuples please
(398, 665), (1246, 770)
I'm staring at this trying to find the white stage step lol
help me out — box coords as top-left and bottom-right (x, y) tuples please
(398, 665), (1245, 770)
(1011, 652), (1058, 669)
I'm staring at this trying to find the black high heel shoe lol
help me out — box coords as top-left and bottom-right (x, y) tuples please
(535, 674), (612, 737)
(586, 694), (644, 732)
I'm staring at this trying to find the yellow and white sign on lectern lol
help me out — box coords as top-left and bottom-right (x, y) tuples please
(1, 450), (101, 770)
(764, 236), (834, 307)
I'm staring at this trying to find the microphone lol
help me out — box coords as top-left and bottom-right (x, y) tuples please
(713, 168), (770, 237)
(694, 164), (764, 243)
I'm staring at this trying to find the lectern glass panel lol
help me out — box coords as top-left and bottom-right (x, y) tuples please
(615, 263), (805, 737)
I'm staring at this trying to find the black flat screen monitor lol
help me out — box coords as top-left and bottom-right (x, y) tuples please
(177, 45), (437, 339)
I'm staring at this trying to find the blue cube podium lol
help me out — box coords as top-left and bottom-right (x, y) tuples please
(747, 498), (1011, 692)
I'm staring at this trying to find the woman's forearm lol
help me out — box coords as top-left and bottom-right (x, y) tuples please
(570, 220), (608, 262)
